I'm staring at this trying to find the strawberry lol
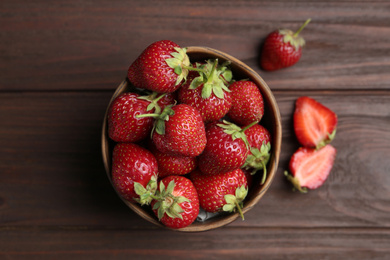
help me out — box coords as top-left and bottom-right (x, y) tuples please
(127, 40), (190, 93)
(138, 104), (207, 157)
(148, 142), (197, 178)
(242, 124), (271, 184)
(190, 168), (248, 220)
(107, 92), (154, 143)
(261, 19), (311, 71)
(111, 143), (158, 205)
(227, 80), (264, 125)
(294, 96), (338, 149)
(178, 59), (232, 123)
(284, 144), (336, 193)
(152, 175), (199, 229)
(198, 120), (255, 175)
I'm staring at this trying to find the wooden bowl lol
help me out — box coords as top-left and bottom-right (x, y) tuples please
(101, 46), (282, 232)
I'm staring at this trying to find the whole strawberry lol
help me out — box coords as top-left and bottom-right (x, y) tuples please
(178, 59), (232, 123)
(107, 92), (154, 143)
(148, 142), (197, 178)
(284, 144), (337, 193)
(152, 175), (199, 229)
(261, 19), (311, 71)
(227, 80), (264, 125)
(128, 40), (190, 93)
(198, 120), (254, 175)
(138, 104), (207, 157)
(294, 96), (338, 149)
(111, 143), (158, 205)
(242, 123), (271, 184)
(190, 168), (248, 220)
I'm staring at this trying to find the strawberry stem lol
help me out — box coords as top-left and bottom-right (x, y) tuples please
(207, 59), (218, 81)
(135, 113), (160, 119)
(235, 200), (245, 220)
(182, 65), (206, 74)
(293, 18), (311, 37)
(241, 121), (259, 132)
(260, 160), (267, 185)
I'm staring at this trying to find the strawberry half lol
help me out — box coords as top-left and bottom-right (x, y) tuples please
(284, 144), (336, 193)
(261, 19), (311, 71)
(294, 96), (338, 149)
(128, 40), (190, 93)
(190, 168), (248, 220)
(151, 175), (199, 229)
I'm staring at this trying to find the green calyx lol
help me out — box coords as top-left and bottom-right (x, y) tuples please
(137, 92), (167, 114)
(135, 104), (175, 136)
(284, 171), (308, 193)
(316, 129), (337, 150)
(217, 120), (258, 150)
(152, 180), (191, 220)
(133, 175), (158, 206)
(243, 142), (271, 185)
(165, 47), (191, 86)
(279, 18), (311, 51)
(222, 185), (248, 220)
(188, 59), (232, 100)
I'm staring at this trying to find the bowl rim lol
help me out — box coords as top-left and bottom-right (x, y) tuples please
(101, 46), (282, 232)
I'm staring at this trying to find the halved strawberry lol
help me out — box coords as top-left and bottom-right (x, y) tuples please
(294, 96), (337, 149)
(284, 144), (336, 193)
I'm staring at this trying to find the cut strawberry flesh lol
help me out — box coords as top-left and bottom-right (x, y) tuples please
(289, 145), (336, 190)
(294, 96), (337, 149)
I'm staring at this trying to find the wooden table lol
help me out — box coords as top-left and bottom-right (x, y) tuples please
(1, 1), (390, 259)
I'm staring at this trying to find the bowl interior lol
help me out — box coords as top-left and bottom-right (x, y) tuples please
(101, 46), (282, 232)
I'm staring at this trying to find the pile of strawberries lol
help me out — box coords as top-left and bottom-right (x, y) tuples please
(107, 40), (272, 229)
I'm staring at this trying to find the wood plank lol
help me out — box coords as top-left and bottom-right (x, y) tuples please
(1, 227), (389, 260)
(1, 1), (389, 91)
(1, 91), (389, 229)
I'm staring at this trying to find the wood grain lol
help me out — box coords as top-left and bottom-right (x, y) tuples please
(1, 227), (389, 259)
(1, 91), (389, 228)
(1, 1), (389, 91)
(1, 0), (390, 258)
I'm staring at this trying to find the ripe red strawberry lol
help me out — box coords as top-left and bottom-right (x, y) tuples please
(151, 175), (199, 229)
(198, 120), (254, 175)
(148, 142), (197, 178)
(261, 19), (311, 71)
(127, 40), (190, 93)
(190, 168), (248, 219)
(111, 143), (158, 205)
(294, 96), (338, 149)
(227, 80), (264, 125)
(107, 92), (154, 143)
(242, 124), (271, 184)
(178, 59), (232, 123)
(284, 144), (336, 193)
(139, 104), (207, 157)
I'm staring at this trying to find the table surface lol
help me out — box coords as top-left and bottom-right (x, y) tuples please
(1, 1), (390, 259)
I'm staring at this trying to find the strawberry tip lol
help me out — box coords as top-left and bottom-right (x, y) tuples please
(284, 171), (308, 193)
